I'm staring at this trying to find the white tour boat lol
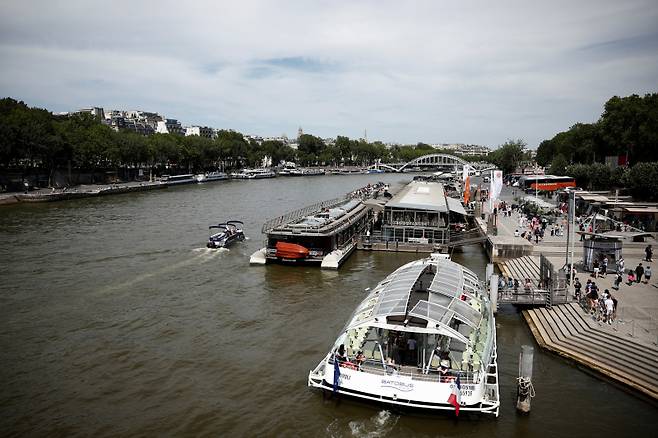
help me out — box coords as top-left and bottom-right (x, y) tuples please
(308, 254), (500, 416)
(160, 174), (197, 186)
(196, 171), (228, 183)
(230, 168), (276, 179)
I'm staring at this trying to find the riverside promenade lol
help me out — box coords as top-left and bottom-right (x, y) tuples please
(491, 185), (658, 400)
(0, 181), (167, 206)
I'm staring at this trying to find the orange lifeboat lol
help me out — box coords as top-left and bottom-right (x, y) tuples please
(275, 241), (309, 259)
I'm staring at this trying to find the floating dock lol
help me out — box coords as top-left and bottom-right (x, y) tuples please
(524, 303), (658, 400)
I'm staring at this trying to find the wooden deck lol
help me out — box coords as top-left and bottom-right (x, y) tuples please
(523, 303), (658, 400)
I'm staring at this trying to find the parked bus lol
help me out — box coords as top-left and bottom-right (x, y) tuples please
(518, 175), (576, 191)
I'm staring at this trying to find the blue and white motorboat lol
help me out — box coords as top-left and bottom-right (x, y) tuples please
(207, 221), (246, 248)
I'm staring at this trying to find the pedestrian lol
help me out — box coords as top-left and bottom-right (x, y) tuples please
(635, 263), (644, 283)
(592, 260), (599, 278)
(644, 265), (652, 284)
(574, 278), (582, 300)
(602, 256), (608, 276)
(613, 272), (623, 290)
(611, 294), (618, 321)
(645, 245), (653, 262)
(616, 257), (625, 274)
(604, 294), (615, 325)
(627, 269), (636, 285)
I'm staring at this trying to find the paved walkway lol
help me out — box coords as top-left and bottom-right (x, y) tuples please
(492, 184), (658, 347)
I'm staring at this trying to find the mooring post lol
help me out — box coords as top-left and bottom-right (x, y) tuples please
(490, 273), (498, 314)
(517, 345), (535, 414)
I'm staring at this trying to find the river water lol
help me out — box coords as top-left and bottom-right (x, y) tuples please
(1, 174), (655, 437)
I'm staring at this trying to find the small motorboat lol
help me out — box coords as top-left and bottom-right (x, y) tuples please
(275, 241), (309, 259)
(207, 221), (245, 248)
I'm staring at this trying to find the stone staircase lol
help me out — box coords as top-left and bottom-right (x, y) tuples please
(524, 303), (658, 400)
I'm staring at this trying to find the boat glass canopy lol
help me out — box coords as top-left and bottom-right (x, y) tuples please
(344, 257), (486, 340)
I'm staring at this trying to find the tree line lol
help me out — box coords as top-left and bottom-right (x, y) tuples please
(535, 93), (658, 200)
(0, 97), (488, 185)
(537, 93), (658, 167)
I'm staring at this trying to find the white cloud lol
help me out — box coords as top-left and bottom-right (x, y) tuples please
(1, 0), (657, 147)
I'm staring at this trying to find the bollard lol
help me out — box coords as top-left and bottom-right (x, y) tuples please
(490, 274), (499, 314)
(517, 345), (535, 414)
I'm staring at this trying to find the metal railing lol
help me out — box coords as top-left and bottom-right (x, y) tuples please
(261, 196), (348, 233)
(330, 358), (478, 384)
(497, 285), (550, 305)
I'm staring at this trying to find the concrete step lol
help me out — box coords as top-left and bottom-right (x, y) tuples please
(523, 304), (658, 400)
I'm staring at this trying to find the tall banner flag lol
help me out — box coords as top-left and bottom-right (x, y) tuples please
(489, 170), (503, 211)
(462, 165), (471, 204)
(447, 376), (462, 416)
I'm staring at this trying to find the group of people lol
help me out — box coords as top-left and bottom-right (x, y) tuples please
(513, 212), (567, 245)
(590, 254), (652, 288)
(498, 276), (533, 294)
(574, 278), (618, 324)
(334, 332), (419, 372)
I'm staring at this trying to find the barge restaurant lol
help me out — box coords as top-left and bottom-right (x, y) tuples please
(250, 196), (372, 269)
(380, 181), (467, 246)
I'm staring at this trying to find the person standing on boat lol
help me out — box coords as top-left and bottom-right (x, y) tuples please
(406, 337), (417, 366)
(336, 344), (347, 363)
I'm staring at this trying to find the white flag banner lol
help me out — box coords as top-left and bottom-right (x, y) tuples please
(489, 170), (503, 207)
(462, 164), (468, 182)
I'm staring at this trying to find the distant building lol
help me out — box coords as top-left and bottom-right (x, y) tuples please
(428, 143), (490, 156)
(77, 107), (105, 119)
(185, 126), (214, 139)
(156, 119), (184, 135)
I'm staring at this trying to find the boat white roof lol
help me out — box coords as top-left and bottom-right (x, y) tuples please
(345, 257), (486, 342)
(385, 181), (448, 212)
(446, 196), (467, 216)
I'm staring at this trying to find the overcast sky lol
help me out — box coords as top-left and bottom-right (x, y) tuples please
(1, 1), (657, 148)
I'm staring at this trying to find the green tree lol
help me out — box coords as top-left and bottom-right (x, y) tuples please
(599, 94), (658, 163)
(565, 164), (590, 189)
(623, 162), (658, 200)
(487, 139), (526, 174)
(549, 154), (568, 175)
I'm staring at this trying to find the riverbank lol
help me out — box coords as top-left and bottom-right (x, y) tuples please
(0, 181), (167, 206)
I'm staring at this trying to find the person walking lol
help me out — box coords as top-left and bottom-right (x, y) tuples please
(644, 265), (652, 284)
(636, 263), (644, 283)
(616, 257), (625, 274)
(645, 245), (653, 262)
(602, 256), (608, 276)
(613, 272), (623, 290)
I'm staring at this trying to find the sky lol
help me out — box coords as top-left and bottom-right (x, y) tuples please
(1, 1), (657, 148)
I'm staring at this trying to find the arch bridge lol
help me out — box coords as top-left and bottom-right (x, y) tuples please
(372, 154), (494, 173)
(398, 153), (469, 172)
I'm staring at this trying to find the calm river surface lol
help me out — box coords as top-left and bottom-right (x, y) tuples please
(1, 174), (655, 437)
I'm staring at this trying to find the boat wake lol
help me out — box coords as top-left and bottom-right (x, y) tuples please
(95, 248), (226, 295)
(325, 410), (399, 438)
